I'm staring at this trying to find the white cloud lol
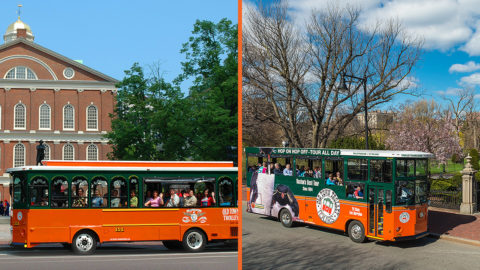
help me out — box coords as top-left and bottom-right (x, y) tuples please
(449, 61), (480, 73)
(460, 73), (480, 86)
(436, 87), (463, 96)
(266, 0), (480, 53)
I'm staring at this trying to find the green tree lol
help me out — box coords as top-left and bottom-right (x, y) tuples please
(106, 18), (237, 162)
(106, 63), (192, 160)
(176, 19), (238, 160)
(469, 149), (479, 171)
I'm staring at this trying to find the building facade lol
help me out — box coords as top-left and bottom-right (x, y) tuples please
(0, 17), (117, 201)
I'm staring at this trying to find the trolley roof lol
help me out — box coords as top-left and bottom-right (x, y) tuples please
(7, 165), (237, 173)
(245, 147), (434, 158)
(41, 160), (234, 168)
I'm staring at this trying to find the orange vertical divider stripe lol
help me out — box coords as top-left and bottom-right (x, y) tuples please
(237, 0), (243, 269)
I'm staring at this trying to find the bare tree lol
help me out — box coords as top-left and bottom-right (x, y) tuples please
(443, 88), (475, 136)
(243, 0), (423, 148)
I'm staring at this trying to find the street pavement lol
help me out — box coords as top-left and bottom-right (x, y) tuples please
(0, 242), (237, 270)
(0, 220), (237, 270)
(242, 202), (480, 270)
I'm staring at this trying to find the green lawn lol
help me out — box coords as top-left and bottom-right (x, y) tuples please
(430, 161), (465, 174)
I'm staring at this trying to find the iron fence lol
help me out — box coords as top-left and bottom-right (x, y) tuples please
(428, 190), (461, 209)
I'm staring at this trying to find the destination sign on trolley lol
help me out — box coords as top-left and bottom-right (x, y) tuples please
(272, 148), (341, 156)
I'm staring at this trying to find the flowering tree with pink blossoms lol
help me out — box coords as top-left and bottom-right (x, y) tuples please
(386, 100), (462, 165)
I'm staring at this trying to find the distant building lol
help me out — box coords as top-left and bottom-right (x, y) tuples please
(354, 110), (395, 130)
(0, 16), (117, 201)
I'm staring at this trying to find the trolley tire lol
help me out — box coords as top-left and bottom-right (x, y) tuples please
(279, 208), (293, 228)
(72, 231), (97, 255)
(182, 229), (207, 252)
(162, 240), (182, 250)
(348, 221), (366, 243)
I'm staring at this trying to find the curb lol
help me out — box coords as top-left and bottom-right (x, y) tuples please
(428, 232), (480, 247)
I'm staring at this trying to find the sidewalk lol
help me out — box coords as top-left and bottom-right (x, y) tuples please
(428, 207), (480, 245)
(0, 217), (11, 245)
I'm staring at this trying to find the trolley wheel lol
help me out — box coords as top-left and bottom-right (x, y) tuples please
(182, 229), (207, 252)
(348, 221), (366, 243)
(162, 240), (182, 250)
(72, 231), (97, 255)
(279, 208), (293, 228)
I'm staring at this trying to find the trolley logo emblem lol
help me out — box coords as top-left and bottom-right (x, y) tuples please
(17, 211), (22, 221)
(316, 188), (340, 224)
(182, 209), (207, 223)
(399, 212), (410, 223)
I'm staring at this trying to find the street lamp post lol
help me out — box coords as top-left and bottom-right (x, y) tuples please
(339, 74), (371, 150)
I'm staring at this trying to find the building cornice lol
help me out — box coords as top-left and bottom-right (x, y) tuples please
(0, 79), (117, 92)
(0, 130), (109, 143)
(0, 39), (119, 83)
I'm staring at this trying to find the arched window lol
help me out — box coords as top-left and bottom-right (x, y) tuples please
(63, 104), (74, 130)
(4, 66), (37, 80)
(63, 143), (74, 160)
(14, 103), (26, 129)
(43, 143), (50, 161)
(87, 144), (98, 161)
(87, 105), (98, 130)
(39, 103), (51, 130)
(14, 143), (25, 167)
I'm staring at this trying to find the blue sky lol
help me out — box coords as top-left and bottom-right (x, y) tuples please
(0, 0), (238, 90)
(244, 0), (480, 107)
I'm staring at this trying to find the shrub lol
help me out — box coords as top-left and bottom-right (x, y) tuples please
(469, 149), (479, 170)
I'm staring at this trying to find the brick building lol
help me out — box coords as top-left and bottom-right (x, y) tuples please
(0, 17), (117, 201)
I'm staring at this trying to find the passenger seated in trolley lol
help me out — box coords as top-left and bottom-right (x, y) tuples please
(354, 186), (364, 199)
(130, 190), (138, 207)
(144, 190), (163, 207)
(72, 188), (87, 207)
(184, 189), (197, 207)
(273, 163), (283, 175)
(283, 164), (293, 176)
(200, 189), (215, 207)
(326, 173), (336, 185)
(111, 189), (121, 207)
(335, 171), (343, 186)
(166, 189), (180, 207)
(92, 190), (103, 207)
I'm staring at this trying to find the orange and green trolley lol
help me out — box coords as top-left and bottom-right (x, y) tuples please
(245, 147), (432, 242)
(9, 160), (238, 254)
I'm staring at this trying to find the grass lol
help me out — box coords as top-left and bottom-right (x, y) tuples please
(430, 160), (465, 174)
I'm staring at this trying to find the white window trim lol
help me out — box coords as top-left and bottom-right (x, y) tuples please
(87, 144), (98, 161)
(13, 143), (25, 167)
(14, 102), (26, 130)
(63, 104), (75, 131)
(62, 143), (75, 160)
(86, 104), (98, 131)
(38, 103), (51, 130)
(43, 143), (50, 161)
(4, 66), (38, 80)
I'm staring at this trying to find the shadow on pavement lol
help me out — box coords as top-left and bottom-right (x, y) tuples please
(428, 210), (477, 235)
